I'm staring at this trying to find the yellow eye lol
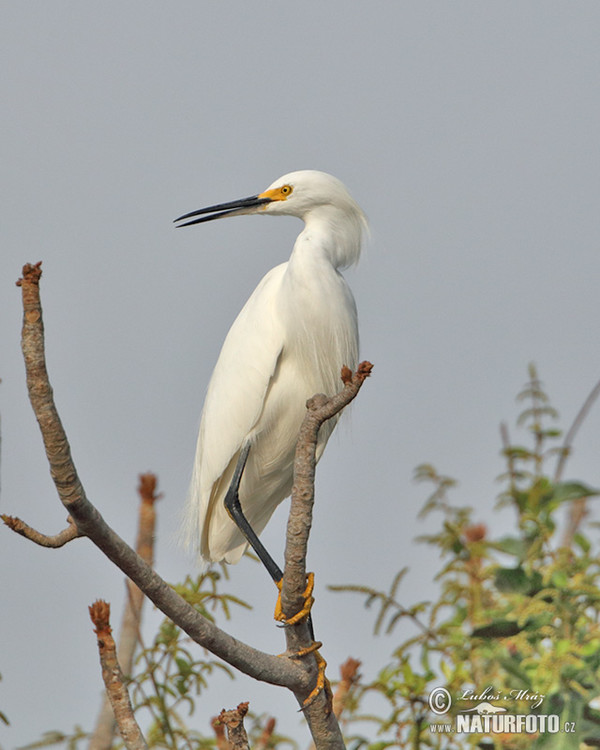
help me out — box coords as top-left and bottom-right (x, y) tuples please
(258, 184), (293, 202)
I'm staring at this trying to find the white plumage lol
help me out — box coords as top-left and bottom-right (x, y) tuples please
(177, 170), (367, 563)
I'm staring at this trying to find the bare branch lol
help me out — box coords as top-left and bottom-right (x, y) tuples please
(554, 378), (600, 544)
(217, 702), (250, 750)
(1, 514), (81, 547)
(212, 715), (231, 750)
(254, 717), (276, 750)
(13, 263), (305, 692)
(332, 658), (361, 719)
(280, 362), (372, 746)
(308, 658), (361, 750)
(281, 362), (373, 636)
(89, 474), (160, 750)
(120, 473), (160, 671)
(88, 600), (148, 750)
(561, 497), (589, 548)
(555, 377), (600, 482)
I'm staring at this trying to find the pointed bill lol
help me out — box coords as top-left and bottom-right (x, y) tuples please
(174, 194), (273, 227)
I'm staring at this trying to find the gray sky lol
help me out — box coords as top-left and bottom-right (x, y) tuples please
(2, 2), (600, 745)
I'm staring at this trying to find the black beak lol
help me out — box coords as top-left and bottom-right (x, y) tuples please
(174, 195), (272, 227)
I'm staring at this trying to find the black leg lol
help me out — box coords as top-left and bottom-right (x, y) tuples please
(223, 443), (315, 640)
(224, 443), (283, 583)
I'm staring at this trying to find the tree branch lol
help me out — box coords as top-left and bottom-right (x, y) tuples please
(12, 262), (305, 692)
(89, 474), (161, 750)
(89, 600), (148, 750)
(217, 703), (250, 750)
(555, 377), (600, 482)
(119, 473), (160, 673)
(308, 658), (362, 750)
(332, 658), (361, 719)
(212, 715), (231, 750)
(279, 362), (372, 746)
(282, 363), (373, 626)
(555, 378), (600, 546)
(12, 263), (373, 750)
(254, 717), (276, 750)
(1, 514), (81, 547)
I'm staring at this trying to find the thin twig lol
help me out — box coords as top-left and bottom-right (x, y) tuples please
(120, 473), (160, 672)
(499, 422), (514, 485)
(1, 514), (81, 547)
(89, 600), (148, 750)
(561, 498), (589, 549)
(555, 378), (600, 482)
(332, 658), (361, 720)
(254, 717), (276, 750)
(555, 378), (600, 545)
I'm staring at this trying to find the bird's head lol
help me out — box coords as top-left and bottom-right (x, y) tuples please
(174, 170), (367, 229)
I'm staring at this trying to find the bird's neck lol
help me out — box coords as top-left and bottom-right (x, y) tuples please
(293, 206), (363, 270)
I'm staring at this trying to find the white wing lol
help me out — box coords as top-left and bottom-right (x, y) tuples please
(182, 263), (287, 560)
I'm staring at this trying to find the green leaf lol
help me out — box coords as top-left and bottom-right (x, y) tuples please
(552, 481), (600, 504)
(175, 657), (193, 678)
(554, 639), (571, 656)
(440, 660), (452, 681)
(503, 445), (534, 459)
(496, 653), (532, 688)
(175, 677), (189, 696)
(551, 570), (569, 589)
(472, 619), (524, 638)
(580, 639), (600, 657)
(543, 428), (563, 438)
(491, 536), (529, 558)
(574, 532), (591, 554)
(494, 566), (542, 595)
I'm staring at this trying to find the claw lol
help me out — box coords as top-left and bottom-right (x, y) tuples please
(277, 641), (331, 710)
(274, 572), (315, 626)
(300, 648), (331, 710)
(287, 640), (322, 659)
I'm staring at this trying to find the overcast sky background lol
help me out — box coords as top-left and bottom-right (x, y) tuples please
(2, 2), (600, 746)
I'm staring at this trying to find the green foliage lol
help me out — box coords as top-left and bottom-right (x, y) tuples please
(126, 568), (294, 749)
(16, 728), (88, 750)
(329, 569), (429, 637)
(19, 365), (600, 749)
(130, 568), (249, 749)
(333, 365), (600, 749)
(18, 568), (261, 750)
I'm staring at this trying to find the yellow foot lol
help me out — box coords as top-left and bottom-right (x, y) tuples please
(300, 647), (331, 710)
(274, 572), (315, 626)
(287, 640), (323, 659)
(278, 641), (330, 709)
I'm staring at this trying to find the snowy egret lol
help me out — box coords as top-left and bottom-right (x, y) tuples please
(176, 170), (367, 582)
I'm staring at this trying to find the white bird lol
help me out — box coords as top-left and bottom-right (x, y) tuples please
(176, 170), (367, 573)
